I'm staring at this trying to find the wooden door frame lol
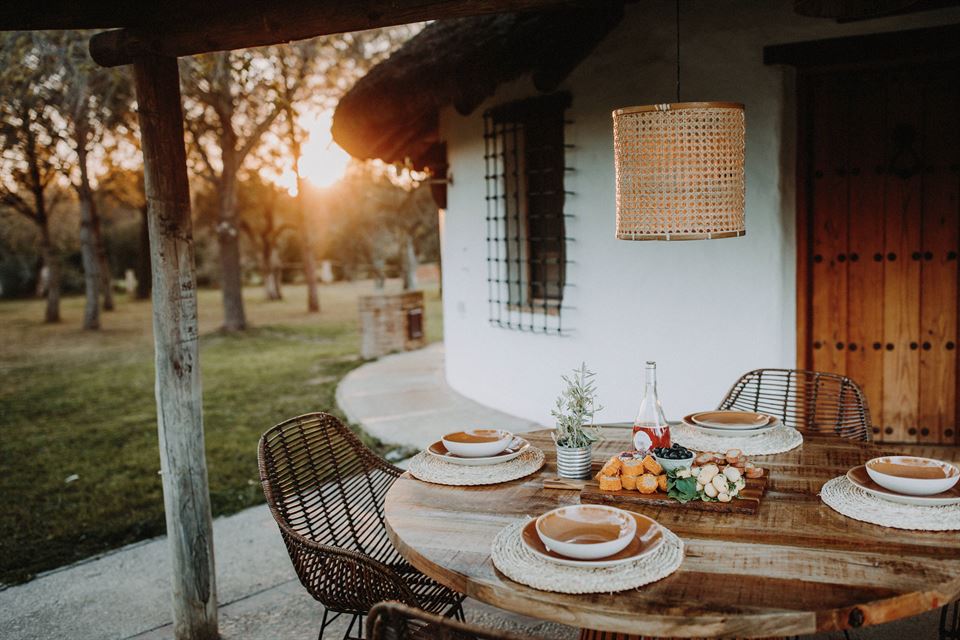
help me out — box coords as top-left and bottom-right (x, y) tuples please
(764, 24), (960, 372)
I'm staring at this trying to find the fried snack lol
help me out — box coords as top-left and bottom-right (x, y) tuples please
(621, 457), (645, 476)
(637, 473), (658, 494)
(598, 474), (623, 491)
(621, 474), (638, 490)
(599, 456), (623, 477)
(725, 448), (743, 465)
(657, 473), (668, 492)
(695, 452), (714, 466)
(641, 454), (662, 475)
(745, 463), (765, 479)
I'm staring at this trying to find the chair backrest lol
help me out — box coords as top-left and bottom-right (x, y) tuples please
(718, 368), (872, 441)
(367, 602), (534, 640)
(258, 412), (403, 563)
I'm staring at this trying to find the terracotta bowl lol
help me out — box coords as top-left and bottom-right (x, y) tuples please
(535, 505), (636, 560)
(865, 456), (960, 496)
(440, 429), (513, 458)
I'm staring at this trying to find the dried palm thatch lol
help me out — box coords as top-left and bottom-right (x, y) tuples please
(332, 3), (624, 169)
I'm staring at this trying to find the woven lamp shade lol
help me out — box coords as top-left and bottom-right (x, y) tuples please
(613, 102), (745, 240)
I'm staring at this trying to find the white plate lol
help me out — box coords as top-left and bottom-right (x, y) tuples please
(426, 437), (530, 466)
(846, 466), (960, 507)
(682, 414), (780, 438)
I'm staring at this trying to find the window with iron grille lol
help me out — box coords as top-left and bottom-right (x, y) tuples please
(484, 92), (571, 334)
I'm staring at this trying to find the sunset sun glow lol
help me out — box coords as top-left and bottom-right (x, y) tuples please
(297, 112), (351, 190)
(273, 111), (351, 195)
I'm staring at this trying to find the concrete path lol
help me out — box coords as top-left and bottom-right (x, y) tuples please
(337, 343), (542, 450)
(0, 343), (942, 640)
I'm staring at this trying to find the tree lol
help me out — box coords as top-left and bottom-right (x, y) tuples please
(98, 159), (149, 299)
(181, 50), (282, 331)
(52, 30), (135, 328)
(0, 32), (66, 322)
(269, 27), (418, 312)
(238, 177), (293, 301)
(326, 161), (439, 289)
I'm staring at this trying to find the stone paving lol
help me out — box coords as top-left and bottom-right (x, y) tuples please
(0, 343), (942, 639)
(337, 342), (542, 451)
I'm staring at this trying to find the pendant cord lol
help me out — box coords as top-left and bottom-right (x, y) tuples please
(676, 0), (681, 103)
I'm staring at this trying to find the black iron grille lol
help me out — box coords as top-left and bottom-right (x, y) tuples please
(484, 92), (572, 334)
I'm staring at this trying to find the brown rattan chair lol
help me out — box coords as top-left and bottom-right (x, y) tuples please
(258, 412), (465, 640)
(717, 368), (872, 441)
(943, 600), (960, 640)
(367, 602), (535, 640)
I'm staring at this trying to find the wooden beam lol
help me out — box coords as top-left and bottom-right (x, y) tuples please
(132, 54), (218, 640)
(764, 23), (960, 67)
(793, 0), (960, 20)
(89, 0), (593, 67)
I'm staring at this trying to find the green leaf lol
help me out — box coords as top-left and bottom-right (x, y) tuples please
(666, 472), (699, 504)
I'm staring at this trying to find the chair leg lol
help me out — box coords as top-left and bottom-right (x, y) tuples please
(341, 613), (364, 640)
(942, 600), (960, 640)
(318, 608), (357, 640)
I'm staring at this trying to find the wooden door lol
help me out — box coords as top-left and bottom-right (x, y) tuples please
(802, 63), (960, 444)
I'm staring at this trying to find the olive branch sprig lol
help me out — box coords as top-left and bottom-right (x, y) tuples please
(551, 362), (603, 449)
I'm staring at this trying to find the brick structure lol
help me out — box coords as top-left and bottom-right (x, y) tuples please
(358, 291), (426, 359)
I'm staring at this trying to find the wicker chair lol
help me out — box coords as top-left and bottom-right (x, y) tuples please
(367, 602), (533, 640)
(258, 413), (465, 640)
(717, 369), (872, 441)
(943, 601), (960, 640)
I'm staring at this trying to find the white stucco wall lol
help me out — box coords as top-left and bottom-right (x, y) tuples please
(439, 0), (960, 426)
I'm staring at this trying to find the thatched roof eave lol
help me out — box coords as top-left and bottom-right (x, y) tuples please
(331, 4), (625, 169)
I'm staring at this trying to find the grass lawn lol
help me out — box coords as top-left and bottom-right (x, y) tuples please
(0, 279), (441, 585)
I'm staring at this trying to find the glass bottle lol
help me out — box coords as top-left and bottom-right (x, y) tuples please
(632, 361), (671, 453)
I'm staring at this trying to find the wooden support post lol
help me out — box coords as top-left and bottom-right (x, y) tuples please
(132, 54), (218, 640)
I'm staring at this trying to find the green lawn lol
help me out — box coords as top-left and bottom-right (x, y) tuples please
(0, 279), (441, 584)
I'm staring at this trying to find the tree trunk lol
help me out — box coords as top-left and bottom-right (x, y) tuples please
(281, 91), (319, 312)
(77, 145), (101, 330)
(262, 241), (281, 301)
(96, 217), (115, 311)
(217, 162), (246, 331)
(402, 234), (418, 291)
(298, 183), (319, 312)
(136, 205), (152, 299)
(39, 223), (61, 323)
(99, 256), (115, 310)
(133, 53), (218, 640)
(372, 256), (386, 290)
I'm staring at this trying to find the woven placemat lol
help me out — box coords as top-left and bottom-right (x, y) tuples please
(406, 448), (544, 486)
(490, 519), (684, 594)
(671, 422), (803, 456)
(820, 476), (960, 531)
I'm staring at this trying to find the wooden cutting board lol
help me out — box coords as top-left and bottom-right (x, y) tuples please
(572, 475), (768, 514)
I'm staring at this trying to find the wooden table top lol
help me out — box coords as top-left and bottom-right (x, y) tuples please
(384, 428), (960, 638)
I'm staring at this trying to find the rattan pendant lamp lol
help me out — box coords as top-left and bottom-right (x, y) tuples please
(613, 1), (745, 241)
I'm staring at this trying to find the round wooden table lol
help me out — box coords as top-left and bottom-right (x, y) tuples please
(384, 428), (960, 638)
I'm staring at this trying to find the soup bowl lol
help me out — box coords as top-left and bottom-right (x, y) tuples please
(865, 456), (960, 496)
(440, 429), (513, 458)
(535, 505), (637, 560)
